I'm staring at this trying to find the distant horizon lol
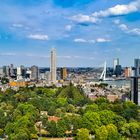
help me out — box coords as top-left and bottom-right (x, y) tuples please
(0, 0), (140, 66)
(0, 64), (135, 69)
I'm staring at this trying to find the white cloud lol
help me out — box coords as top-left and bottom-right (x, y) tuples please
(96, 38), (111, 43)
(12, 24), (24, 28)
(129, 28), (140, 35)
(119, 24), (128, 31)
(65, 25), (72, 31)
(92, 1), (140, 18)
(74, 38), (87, 43)
(71, 14), (99, 24)
(117, 22), (140, 36)
(74, 38), (111, 43)
(71, 0), (140, 24)
(0, 53), (16, 56)
(27, 34), (49, 40)
(10, 23), (30, 31)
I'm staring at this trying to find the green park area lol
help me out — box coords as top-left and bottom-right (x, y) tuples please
(0, 84), (140, 139)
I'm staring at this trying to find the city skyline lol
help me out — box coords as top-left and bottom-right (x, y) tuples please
(0, 0), (140, 67)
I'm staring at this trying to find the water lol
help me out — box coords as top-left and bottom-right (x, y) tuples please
(103, 79), (130, 88)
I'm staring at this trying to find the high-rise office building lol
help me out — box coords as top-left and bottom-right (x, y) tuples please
(17, 65), (26, 80)
(113, 58), (119, 71)
(134, 59), (140, 76)
(131, 67), (136, 77)
(50, 48), (56, 83)
(0, 68), (4, 77)
(10, 64), (14, 77)
(131, 77), (140, 105)
(31, 65), (39, 81)
(124, 67), (132, 78)
(61, 67), (67, 80)
(3, 66), (10, 77)
(115, 65), (122, 77)
(130, 59), (140, 105)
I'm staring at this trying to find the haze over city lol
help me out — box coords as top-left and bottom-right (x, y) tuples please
(0, 0), (140, 67)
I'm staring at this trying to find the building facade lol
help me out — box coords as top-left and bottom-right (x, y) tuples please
(50, 48), (56, 84)
(61, 67), (67, 80)
(124, 67), (132, 78)
(113, 58), (119, 71)
(17, 65), (26, 80)
(115, 65), (122, 77)
(134, 59), (140, 76)
(131, 77), (140, 105)
(31, 65), (39, 81)
(3, 66), (10, 77)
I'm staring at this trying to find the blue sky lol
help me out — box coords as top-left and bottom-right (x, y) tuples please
(0, 0), (140, 67)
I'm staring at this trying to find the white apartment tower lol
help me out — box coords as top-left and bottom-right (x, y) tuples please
(113, 58), (119, 71)
(50, 48), (56, 83)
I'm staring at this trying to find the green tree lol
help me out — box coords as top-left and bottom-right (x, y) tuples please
(122, 101), (138, 120)
(0, 108), (7, 129)
(13, 103), (39, 121)
(66, 104), (77, 113)
(113, 115), (126, 131)
(76, 128), (91, 140)
(85, 104), (99, 112)
(10, 129), (30, 140)
(106, 124), (120, 140)
(58, 85), (85, 106)
(14, 93), (27, 102)
(82, 111), (101, 133)
(48, 106), (56, 116)
(14, 116), (36, 134)
(120, 123), (131, 138)
(56, 119), (67, 137)
(99, 110), (115, 125)
(57, 97), (67, 107)
(129, 121), (140, 138)
(47, 121), (57, 137)
(95, 97), (109, 106)
(95, 125), (108, 140)
(0, 128), (4, 137)
(95, 124), (120, 140)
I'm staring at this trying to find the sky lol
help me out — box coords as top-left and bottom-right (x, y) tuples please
(0, 0), (140, 67)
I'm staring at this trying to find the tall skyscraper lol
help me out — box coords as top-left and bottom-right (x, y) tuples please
(10, 64), (14, 77)
(3, 66), (10, 77)
(113, 58), (119, 71)
(131, 77), (140, 105)
(130, 59), (140, 105)
(134, 59), (140, 76)
(31, 65), (39, 81)
(61, 67), (68, 80)
(50, 48), (56, 83)
(17, 65), (26, 80)
(115, 65), (122, 77)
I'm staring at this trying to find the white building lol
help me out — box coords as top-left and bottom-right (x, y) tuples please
(17, 65), (25, 80)
(113, 58), (119, 71)
(50, 48), (56, 84)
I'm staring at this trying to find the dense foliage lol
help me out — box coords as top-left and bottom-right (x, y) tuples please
(0, 84), (140, 140)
